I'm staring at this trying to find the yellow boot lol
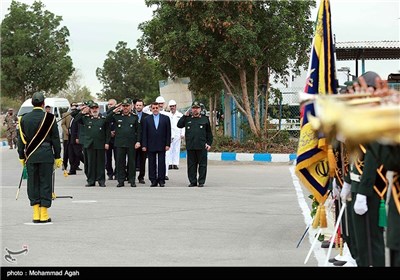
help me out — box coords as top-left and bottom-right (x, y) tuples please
(32, 204), (40, 223)
(39, 207), (52, 223)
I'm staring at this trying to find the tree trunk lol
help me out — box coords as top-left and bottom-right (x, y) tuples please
(238, 68), (259, 137)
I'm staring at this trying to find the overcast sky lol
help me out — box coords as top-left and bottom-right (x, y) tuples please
(1, 0), (399, 96)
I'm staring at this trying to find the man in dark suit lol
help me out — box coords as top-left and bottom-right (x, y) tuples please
(134, 99), (149, 184)
(104, 99), (117, 180)
(142, 102), (171, 187)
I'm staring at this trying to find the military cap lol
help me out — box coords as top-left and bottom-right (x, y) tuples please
(8, 108), (13, 111)
(89, 102), (99, 108)
(32, 92), (45, 103)
(191, 101), (201, 108)
(121, 98), (131, 105)
(85, 100), (94, 106)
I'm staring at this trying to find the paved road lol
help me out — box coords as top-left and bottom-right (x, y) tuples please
(1, 147), (317, 267)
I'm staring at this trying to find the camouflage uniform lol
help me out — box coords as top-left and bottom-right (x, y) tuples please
(3, 109), (18, 149)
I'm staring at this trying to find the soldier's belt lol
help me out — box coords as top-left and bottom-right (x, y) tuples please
(350, 172), (361, 182)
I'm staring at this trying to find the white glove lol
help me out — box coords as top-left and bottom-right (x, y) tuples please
(354, 194), (368, 215)
(340, 182), (352, 202)
(332, 178), (340, 200)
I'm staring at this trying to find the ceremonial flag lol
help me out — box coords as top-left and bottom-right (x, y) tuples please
(295, 0), (337, 206)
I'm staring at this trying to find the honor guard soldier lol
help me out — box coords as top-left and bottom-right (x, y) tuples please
(177, 101), (213, 188)
(17, 92), (62, 223)
(367, 142), (400, 266)
(74, 102), (111, 187)
(106, 98), (141, 188)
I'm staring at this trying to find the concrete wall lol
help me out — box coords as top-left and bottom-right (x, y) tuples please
(159, 77), (194, 110)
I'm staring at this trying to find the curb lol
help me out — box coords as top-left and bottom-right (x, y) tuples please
(180, 151), (296, 163)
(1, 140), (296, 163)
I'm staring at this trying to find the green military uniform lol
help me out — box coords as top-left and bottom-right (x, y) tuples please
(106, 99), (141, 187)
(177, 101), (213, 187)
(3, 109), (18, 149)
(351, 144), (387, 267)
(332, 140), (358, 262)
(368, 142), (400, 267)
(17, 92), (61, 222)
(74, 103), (110, 187)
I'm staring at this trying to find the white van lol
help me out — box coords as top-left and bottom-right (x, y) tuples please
(17, 97), (70, 141)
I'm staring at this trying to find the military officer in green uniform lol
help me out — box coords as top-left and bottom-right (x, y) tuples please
(368, 142), (400, 266)
(348, 144), (387, 266)
(177, 101), (213, 188)
(106, 98), (141, 187)
(74, 102), (110, 187)
(17, 92), (62, 223)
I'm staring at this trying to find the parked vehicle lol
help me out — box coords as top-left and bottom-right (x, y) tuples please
(17, 97), (70, 141)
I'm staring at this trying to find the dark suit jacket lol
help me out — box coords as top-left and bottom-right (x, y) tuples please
(142, 113), (171, 152)
(137, 111), (149, 143)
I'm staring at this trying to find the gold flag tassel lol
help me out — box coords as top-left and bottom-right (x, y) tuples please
(64, 170), (68, 177)
(327, 145), (336, 178)
(312, 205), (328, 229)
(312, 205), (321, 229)
(319, 205), (327, 228)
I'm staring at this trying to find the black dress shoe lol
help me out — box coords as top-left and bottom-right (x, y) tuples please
(85, 184), (95, 187)
(99, 182), (106, 187)
(32, 219), (40, 223)
(116, 183), (124, 187)
(188, 183), (197, 187)
(139, 179), (145, 184)
(68, 172), (76, 175)
(76, 167), (83, 171)
(168, 165), (173, 170)
(159, 183), (165, 187)
(173, 165), (179, 170)
(107, 176), (113, 180)
(198, 184), (204, 187)
(321, 240), (335, 248)
(150, 183), (158, 187)
(165, 176), (169, 180)
(333, 260), (347, 266)
(131, 183), (136, 187)
(39, 218), (52, 223)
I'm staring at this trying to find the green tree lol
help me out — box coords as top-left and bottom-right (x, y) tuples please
(96, 41), (166, 103)
(57, 70), (94, 103)
(1, 0), (74, 101)
(139, 0), (315, 139)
